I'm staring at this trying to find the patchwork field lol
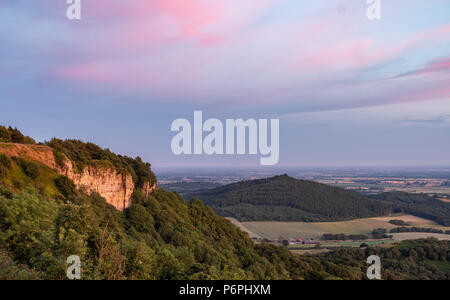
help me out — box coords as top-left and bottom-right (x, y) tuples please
(230, 215), (450, 240)
(391, 233), (450, 241)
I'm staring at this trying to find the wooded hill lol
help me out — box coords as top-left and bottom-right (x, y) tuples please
(189, 175), (393, 222)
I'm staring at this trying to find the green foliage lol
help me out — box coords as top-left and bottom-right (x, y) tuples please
(322, 234), (369, 241)
(0, 154), (12, 170)
(191, 175), (393, 222)
(53, 149), (66, 169)
(13, 157), (40, 180)
(390, 227), (445, 234)
(372, 228), (389, 239)
(369, 192), (450, 226)
(0, 248), (41, 280)
(54, 176), (77, 197)
(0, 126), (35, 144)
(0, 154), (12, 179)
(319, 238), (450, 280)
(0, 188), (58, 267)
(389, 219), (410, 226)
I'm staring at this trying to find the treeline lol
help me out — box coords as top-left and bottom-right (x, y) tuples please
(390, 227), (450, 234)
(0, 126), (35, 144)
(369, 192), (450, 226)
(322, 234), (369, 241)
(191, 175), (394, 222)
(372, 228), (390, 239)
(319, 239), (450, 280)
(389, 220), (410, 226)
(46, 138), (156, 188)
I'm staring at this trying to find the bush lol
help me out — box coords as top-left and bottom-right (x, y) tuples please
(126, 204), (155, 233)
(52, 149), (66, 169)
(0, 187), (13, 199)
(0, 154), (12, 170)
(0, 154), (12, 179)
(0, 126), (35, 144)
(0, 249), (41, 280)
(389, 220), (410, 226)
(54, 176), (77, 197)
(13, 157), (40, 180)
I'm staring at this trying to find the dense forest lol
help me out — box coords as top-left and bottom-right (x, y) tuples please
(368, 192), (450, 226)
(190, 176), (450, 225)
(189, 175), (393, 222)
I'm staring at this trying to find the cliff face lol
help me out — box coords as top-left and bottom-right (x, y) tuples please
(0, 143), (156, 210)
(60, 161), (135, 211)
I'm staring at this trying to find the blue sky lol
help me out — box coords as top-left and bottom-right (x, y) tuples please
(0, 0), (449, 168)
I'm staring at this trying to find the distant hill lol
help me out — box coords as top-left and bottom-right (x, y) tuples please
(160, 182), (222, 196)
(189, 175), (393, 222)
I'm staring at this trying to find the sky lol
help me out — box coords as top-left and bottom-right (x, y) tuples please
(0, 0), (449, 168)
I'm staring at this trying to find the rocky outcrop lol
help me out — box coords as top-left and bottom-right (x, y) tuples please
(0, 143), (155, 211)
(142, 181), (157, 197)
(59, 161), (135, 211)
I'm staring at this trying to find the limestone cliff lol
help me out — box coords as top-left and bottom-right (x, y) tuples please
(0, 143), (156, 210)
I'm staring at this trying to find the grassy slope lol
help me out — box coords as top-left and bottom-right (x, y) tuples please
(2, 158), (61, 197)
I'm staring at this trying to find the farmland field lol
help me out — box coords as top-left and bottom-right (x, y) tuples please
(391, 233), (450, 241)
(231, 215), (450, 240)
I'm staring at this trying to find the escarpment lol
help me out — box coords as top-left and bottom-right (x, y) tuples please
(0, 142), (156, 210)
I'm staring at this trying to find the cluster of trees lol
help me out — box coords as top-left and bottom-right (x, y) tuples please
(322, 234), (369, 241)
(319, 239), (450, 280)
(0, 126), (35, 144)
(372, 229), (390, 239)
(369, 192), (450, 226)
(390, 227), (450, 234)
(389, 220), (410, 226)
(46, 138), (157, 188)
(191, 175), (394, 222)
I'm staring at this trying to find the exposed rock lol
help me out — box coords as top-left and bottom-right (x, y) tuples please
(0, 142), (155, 210)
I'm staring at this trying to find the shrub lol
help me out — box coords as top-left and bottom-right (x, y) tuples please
(0, 187), (13, 199)
(52, 149), (66, 169)
(389, 219), (410, 226)
(0, 154), (12, 179)
(54, 176), (77, 197)
(0, 249), (41, 280)
(0, 154), (12, 170)
(14, 158), (40, 180)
